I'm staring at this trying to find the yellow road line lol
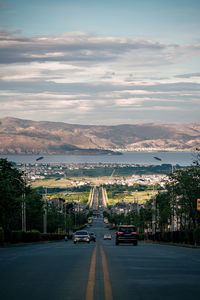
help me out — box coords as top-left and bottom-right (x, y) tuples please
(100, 245), (113, 300)
(85, 244), (97, 300)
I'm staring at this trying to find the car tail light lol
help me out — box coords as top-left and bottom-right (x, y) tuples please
(131, 232), (138, 235)
(117, 232), (123, 235)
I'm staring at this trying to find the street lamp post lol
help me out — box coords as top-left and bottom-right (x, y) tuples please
(152, 183), (156, 238)
(22, 192), (26, 232)
(35, 156), (47, 234)
(43, 187), (47, 235)
(153, 155), (175, 232)
(14, 176), (26, 232)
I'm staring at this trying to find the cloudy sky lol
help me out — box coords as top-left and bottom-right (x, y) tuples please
(0, 0), (200, 125)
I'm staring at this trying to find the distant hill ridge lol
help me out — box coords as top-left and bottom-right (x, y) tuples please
(0, 117), (199, 154)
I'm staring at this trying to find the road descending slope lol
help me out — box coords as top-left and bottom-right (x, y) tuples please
(1, 217), (200, 300)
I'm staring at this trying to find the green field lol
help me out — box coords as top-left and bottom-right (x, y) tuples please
(106, 190), (158, 205)
(42, 191), (90, 205)
(31, 178), (162, 206)
(31, 178), (76, 188)
(31, 179), (90, 204)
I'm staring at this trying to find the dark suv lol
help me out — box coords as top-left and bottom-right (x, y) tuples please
(116, 225), (138, 246)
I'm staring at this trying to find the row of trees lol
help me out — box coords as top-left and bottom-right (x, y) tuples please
(0, 159), (43, 233)
(154, 163), (200, 231)
(105, 154), (200, 238)
(0, 159), (87, 243)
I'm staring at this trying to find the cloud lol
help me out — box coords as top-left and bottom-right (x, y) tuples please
(175, 72), (200, 79)
(0, 30), (200, 124)
(0, 30), (188, 66)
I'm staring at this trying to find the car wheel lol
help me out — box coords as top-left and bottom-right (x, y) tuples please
(116, 241), (119, 246)
(88, 241), (90, 244)
(74, 241), (77, 244)
(133, 241), (138, 246)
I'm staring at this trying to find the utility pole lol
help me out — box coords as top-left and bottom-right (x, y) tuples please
(43, 187), (47, 235)
(171, 166), (175, 232)
(151, 182), (157, 239)
(15, 172), (26, 232)
(152, 198), (156, 237)
(22, 193), (26, 232)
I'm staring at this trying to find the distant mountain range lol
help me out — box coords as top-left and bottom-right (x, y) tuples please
(0, 117), (199, 155)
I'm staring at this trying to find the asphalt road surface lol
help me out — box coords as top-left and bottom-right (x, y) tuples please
(1, 218), (200, 300)
(90, 187), (99, 210)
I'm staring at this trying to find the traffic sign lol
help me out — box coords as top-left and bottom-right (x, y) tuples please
(197, 199), (200, 211)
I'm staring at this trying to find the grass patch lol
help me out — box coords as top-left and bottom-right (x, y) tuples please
(107, 190), (159, 205)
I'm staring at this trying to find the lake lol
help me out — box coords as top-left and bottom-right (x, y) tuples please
(0, 152), (197, 166)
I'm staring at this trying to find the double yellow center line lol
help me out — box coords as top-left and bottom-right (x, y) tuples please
(85, 244), (113, 300)
(85, 245), (97, 300)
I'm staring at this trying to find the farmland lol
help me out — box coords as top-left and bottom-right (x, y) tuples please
(31, 177), (163, 207)
(105, 189), (158, 205)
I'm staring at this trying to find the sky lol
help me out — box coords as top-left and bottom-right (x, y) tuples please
(0, 0), (200, 125)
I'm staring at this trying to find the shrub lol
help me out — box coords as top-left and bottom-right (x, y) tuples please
(11, 231), (23, 243)
(161, 231), (171, 242)
(193, 227), (200, 244)
(42, 233), (65, 241)
(155, 232), (162, 241)
(22, 230), (41, 243)
(171, 231), (179, 243)
(184, 230), (194, 245)
(41, 233), (48, 241)
(67, 234), (73, 240)
(139, 233), (144, 240)
(30, 230), (41, 242)
(178, 231), (185, 243)
(0, 227), (4, 244)
(147, 233), (153, 240)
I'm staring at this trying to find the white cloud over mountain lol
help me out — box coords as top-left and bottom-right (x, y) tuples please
(0, 31), (199, 124)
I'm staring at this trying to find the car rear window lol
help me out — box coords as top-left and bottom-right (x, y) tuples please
(75, 231), (88, 235)
(119, 226), (136, 233)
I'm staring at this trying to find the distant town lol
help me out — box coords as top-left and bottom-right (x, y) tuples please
(15, 162), (171, 188)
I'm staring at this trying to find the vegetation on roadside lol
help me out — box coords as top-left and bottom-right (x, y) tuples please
(1, 152), (200, 246)
(0, 159), (89, 244)
(105, 154), (200, 245)
(0, 159), (43, 234)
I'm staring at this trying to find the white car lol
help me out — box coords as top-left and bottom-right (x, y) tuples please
(73, 231), (90, 244)
(104, 234), (112, 240)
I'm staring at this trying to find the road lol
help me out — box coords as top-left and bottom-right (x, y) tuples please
(90, 187), (99, 210)
(1, 219), (200, 300)
(90, 186), (105, 212)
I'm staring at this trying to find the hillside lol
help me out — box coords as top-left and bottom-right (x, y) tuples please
(0, 117), (199, 154)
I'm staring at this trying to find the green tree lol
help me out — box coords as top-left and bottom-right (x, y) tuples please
(168, 167), (200, 229)
(155, 192), (171, 231)
(138, 206), (153, 232)
(0, 159), (44, 234)
(0, 159), (24, 231)
(26, 187), (43, 231)
(47, 205), (65, 233)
